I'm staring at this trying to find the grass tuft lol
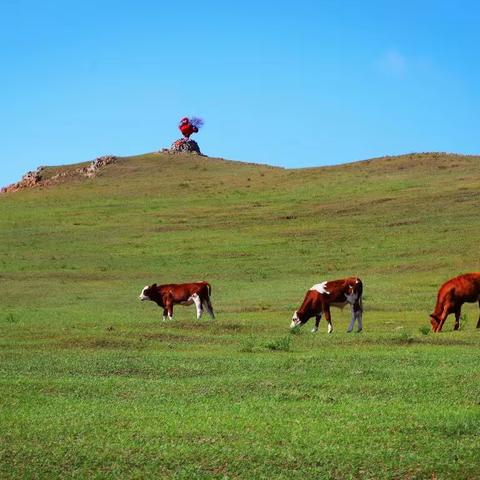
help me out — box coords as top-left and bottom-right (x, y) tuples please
(5, 313), (18, 323)
(419, 325), (431, 335)
(289, 325), (303, 335)
(265, 335), (293, 352)
(239, 334), (258, 353)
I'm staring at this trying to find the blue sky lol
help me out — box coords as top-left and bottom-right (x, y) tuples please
(1, 0), (479, 186)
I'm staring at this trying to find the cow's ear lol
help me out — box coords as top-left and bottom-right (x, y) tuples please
(151, 283), (157, 288)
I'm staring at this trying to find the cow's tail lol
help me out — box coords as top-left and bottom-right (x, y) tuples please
(202, 282), (215, 319)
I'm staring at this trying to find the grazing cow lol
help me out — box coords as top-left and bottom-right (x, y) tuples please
(139, 281), (215, 321)
(290, 277), (363, 333)
(429, 273), (480, 332)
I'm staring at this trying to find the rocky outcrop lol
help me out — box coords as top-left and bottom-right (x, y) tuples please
(1, 156), (117, 193)
(78, 155), (117, 178)
(1, 167), (45, 193)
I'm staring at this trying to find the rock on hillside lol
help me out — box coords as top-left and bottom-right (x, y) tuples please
(1, 156), (117, 193)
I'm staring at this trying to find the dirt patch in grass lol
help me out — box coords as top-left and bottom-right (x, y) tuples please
(370, 197), (395, 205)
(228, 305), (270, 313)
(139, 332), (211, 344)
(215, 323), (250, 332)
(387, 219), (420, 227)
(140, 329), (236, 345)
(168, 321), (216, 331)
(149, 223), (192, 233)
(56, 337), (135, 350)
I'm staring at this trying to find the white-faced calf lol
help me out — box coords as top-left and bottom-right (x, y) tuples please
(139, 281), (215, 321)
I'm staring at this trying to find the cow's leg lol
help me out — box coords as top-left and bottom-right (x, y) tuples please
(192, 293), (203, 320)
(453, 306), (461, 331)
(434, 315), (443, 333)
(323, 306), (333, 334)
(435, 314), (445, 332)
(356, 309), (363, 332)
(436, 304), (452, 332)
(311, 313), (322, 333)
(347, 305), (356, 333)
(162, 308), (168, 321)
(477, 301), (480, 329)
(166, 302), (174, 321)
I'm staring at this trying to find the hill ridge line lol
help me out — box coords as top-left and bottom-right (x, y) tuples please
(2, 150), (478, 194)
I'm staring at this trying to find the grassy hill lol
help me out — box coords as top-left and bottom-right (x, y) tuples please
(1, 151), (480, 479)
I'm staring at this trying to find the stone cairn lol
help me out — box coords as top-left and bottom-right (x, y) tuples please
(1, 155), (117, 193)
(162, 138), (202, 155)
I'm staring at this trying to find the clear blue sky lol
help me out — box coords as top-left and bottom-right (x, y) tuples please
(1, 0), (479, 186)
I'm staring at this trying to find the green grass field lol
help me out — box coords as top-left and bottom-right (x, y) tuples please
(1, 152), (480, 479)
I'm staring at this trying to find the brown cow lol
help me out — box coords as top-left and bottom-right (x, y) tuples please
(139, 281), (215, 321)
(290, 277), (363, 333)
(430, 273), (480, 332)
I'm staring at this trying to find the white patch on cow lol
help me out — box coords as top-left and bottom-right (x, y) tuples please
(311, 326), (318, 333)
(310, 281), (330, 295)
(139, 286), (150, 301)
(191, 293), (203, 319)
(327, 323), (333, 334)
(290, 311), (301, 328)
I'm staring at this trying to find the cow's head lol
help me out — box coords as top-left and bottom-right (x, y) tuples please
(290, 310), (305, 329)
(429, 314), (439, 332)
(139, 284), (157, 301)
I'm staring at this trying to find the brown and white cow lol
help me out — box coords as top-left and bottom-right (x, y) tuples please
(290, 277), (363, 333)
(430, 273), (480, 332)
(139, 281), (215, 321)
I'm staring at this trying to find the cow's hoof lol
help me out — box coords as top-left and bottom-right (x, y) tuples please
(311, 327), (318, 333)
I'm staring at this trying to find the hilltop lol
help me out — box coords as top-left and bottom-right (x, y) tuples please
(1, 151), (480, 479)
